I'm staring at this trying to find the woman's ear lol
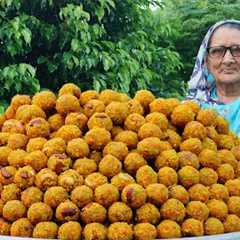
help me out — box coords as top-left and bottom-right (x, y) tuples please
(205, 55), (211, 73)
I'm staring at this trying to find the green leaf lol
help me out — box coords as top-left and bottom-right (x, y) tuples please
(71, 39), (80, 52)
(21, 28), (31, 44)
(95, 7), (105, 21)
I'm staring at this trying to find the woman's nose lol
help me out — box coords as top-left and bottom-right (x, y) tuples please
(222, 49), (235, 63)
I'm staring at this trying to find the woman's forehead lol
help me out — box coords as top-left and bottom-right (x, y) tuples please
(209, 26), (240, 46)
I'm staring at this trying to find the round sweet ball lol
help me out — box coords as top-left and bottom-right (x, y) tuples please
(73, 157), (97, 177)
(24, 150), (48, 171)
(160, 198), (186, 223)
(225, 179), (240, 196)
(35, 168), (58, 191)
(55, 200), (80, 222)
(145, 112), (168, 131)
(178, 166), (199, 188)
(146, 183), (168, 206)
(182, 218), (204, 237)
(7, 133), (28, 150)
(15, 105), (46, 125)
(42, 137), (66, 157)
(88, 112), (113, 131)
(2, 119), (25, 134)
(0, 218), (11, 235)
(85, 128), (111, 150)
(136, 203), (160, 225)
(137, 137), (162, 160)
(124, 152), (147, 175)
(223, 214), (240, 233)
(121, 183), (147, 209)
(134, 223), (157, 240)
(108, 222), (133, 240)
(207, 199), (228, 221)
(58, 169), (84, 192)
(83, 99), (105, 118)
(56, 94), (81, 115)
(94, 183), (119, 207)
(10, 218), (33, 237)
(27, 202), (53, 224)
(32, 90), (56, 111)
(171, 105), (195, 128)
(136, 165), (158, 188)
(103, 141), (128, 161)
(105, 101), (129, 125)
(199, 149), (221, 170)
(188, 183), (210, 202)
(204, 217), (224, 235)
(65, 112), (88, 131)
(26, 117), (50, 138)
(124, 113), (145, 132)
(58, 221), (82, 240)
(81, 202), (107, 224)
(114, 130), (138, 149)
(217, 163), (235, 184)
(182, 121), (207, 140)
(0, 166), (17, 185)
(138, 123), (164, 140)
(169, 185), (189, 205)
(83, 223), (107, 240)
(186, 201), (209, 221)
(158, 167), (178, 187)
(11, 94), (31, 111)
(199, 167), (218, 186)
(99, 89), (121, 106)
(56, 124), (82, 143)
(111, 172), (135, 192)
(8, 149), (28, 168)
(3, 200), (26, 222)
(0, 146), (12, 167)
(127, 99), (144, 115)
(134, 90), (156, 110)
(157, 220), (181, 239)
(13, 166), (36, 189)
(80, 90), (99, 105)
(21, 186), (43, 208)
(227, 196), (240, 217)
(108, 202), (133, 223)
(155, 149), (179, 170)
(44, 186), (69, 208)
(48, 113), (65, 132)
(84, 172), (108, 190)
(196, 108), (218, 127)
(33, 221), (58, 239)
(1, 183), (21, 203)
(71, 185), (93, 208)
(98, 154), (122, 178)
(209, 183), (229, 202)
(58, 83), (81, 98)
(47, 153), (72, 175)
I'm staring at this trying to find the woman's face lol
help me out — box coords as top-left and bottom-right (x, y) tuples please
(206, 26), (240, 86)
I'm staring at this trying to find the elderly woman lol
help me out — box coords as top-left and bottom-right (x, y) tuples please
(187, 20), (240, 135)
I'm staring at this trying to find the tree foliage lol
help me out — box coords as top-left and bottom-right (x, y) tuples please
(0, 0), (183, 107)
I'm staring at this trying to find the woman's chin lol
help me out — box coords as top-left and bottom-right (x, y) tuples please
(217, 74), (240, 84)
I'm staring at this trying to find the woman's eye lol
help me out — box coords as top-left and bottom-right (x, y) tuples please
(232, 46), (240, 56)
(210, 48), (224, 55)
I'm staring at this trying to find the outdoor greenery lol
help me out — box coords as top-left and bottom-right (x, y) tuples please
(1, 0), (240, 109)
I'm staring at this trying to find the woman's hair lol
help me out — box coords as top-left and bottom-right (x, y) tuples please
(208, 22), (240, 47)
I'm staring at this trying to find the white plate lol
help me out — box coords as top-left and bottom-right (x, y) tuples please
(1, 232), (240, 240)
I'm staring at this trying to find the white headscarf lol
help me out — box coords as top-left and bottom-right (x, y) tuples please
(186, 19), (240, 105)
